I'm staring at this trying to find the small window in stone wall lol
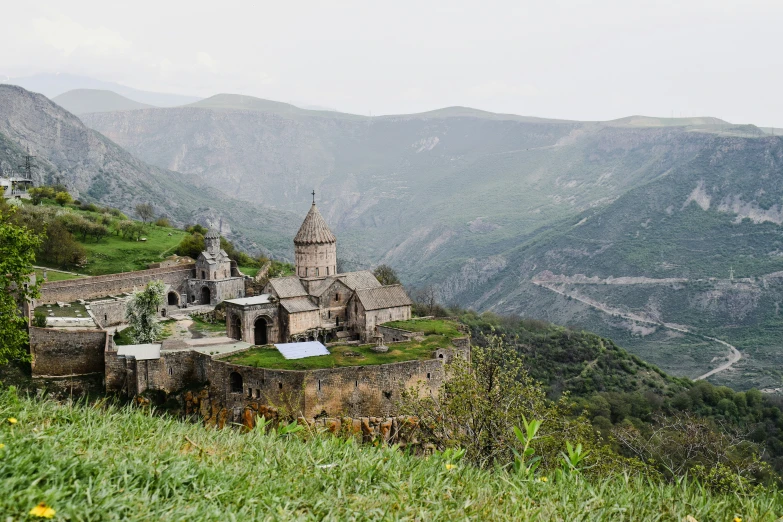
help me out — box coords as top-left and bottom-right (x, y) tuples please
(247, 387), (252, 398)
(438, 353), (444, 359)
(318, 379), (321, 391)
(255, 389), (260, 398)
(427, 373), (431, 379)
(355, 380), (358, 388)
(278, 382), (283, 390)
(335, 293), (340, 302)
(168, 367), (173, 376)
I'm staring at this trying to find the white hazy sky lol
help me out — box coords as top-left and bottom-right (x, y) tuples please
(2, 0), (782, 125)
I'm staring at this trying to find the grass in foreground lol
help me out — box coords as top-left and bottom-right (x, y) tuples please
(225, 335), (451, 370)
(0, 388), (780, 520)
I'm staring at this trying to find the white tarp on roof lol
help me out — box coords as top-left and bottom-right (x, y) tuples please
(117, 343), (161, 360)
(274, 341), (330, 360)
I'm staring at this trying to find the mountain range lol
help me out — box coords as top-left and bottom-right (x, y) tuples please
(1, 83), (782, 391)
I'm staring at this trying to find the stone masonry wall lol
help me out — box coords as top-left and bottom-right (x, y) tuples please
(39, 265), (195, 305)
(105, 349), (210, 396)
(30, 326), (108, 377)
(303, 359), (444, 418)
(90, 298), (128, 328)
(207, 359), (308, 416)
(361, 306), (412, 341)
(377, 325), (418, 343)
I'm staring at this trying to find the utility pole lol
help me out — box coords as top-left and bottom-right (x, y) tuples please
(19, 147), (35, 179)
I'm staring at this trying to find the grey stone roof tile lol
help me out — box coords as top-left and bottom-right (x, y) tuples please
(355, 285), (412, 311)
(294, 204), (336, 245)
(280, 296), (319, 313)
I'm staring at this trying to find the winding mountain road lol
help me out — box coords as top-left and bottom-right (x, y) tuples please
(531, 280), (741, 380)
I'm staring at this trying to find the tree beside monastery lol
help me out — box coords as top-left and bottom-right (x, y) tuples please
(0, 205), (42, 364)
(125, 280), (165, 344)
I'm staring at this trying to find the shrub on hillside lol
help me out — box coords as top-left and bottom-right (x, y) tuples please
(155, 217), (171, 228)
(54, 191), (72, 206)
(176, 232), (205, 259)
(186, 224), (208, 235)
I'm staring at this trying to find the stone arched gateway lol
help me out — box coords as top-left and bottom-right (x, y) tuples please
(167, 291), (179, 306)
(254, 317), (268, 345)
(230, 314), (242, 340)
(200, 286), (211, 304)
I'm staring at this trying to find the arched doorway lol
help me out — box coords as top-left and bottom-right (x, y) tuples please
(167, 292), (179, 306)
(200, 286), (211, 304)
(254, 317), (268, 345)
(229, 372), (243, 393)
(231, 315), (242, 340)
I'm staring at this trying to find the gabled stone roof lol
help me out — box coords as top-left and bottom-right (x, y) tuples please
(354, 285), (412, 311)
(294, 204), (336, 245)
(335, 270), (382, 290)
(280, 296), (319, 313)
(266, 276), (309, 298)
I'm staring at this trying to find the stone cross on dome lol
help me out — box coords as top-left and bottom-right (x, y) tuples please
(312, 189), (316, 204)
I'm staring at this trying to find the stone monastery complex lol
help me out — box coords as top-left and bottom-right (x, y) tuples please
(27, 198), (470, 423)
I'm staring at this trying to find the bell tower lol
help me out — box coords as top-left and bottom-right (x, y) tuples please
(294, 191), (337, 278)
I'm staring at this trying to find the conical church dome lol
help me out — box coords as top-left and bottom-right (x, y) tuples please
(294, 203), (336, 245)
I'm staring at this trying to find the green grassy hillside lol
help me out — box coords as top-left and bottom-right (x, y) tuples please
(0, 387), (778, 520)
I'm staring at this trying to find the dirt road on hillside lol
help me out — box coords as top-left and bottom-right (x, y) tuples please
(531, 280), (741, 381)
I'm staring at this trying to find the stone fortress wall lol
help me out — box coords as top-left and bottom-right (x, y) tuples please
(105, 325), (471, 420)
(29, 326), (109, 377)
(38, 265), (195, 305)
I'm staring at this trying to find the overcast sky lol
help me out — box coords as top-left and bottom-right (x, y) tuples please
(1, 0), (782, 126)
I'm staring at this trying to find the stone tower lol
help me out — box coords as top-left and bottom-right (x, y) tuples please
(204, 228), (221, 255)
(294, 198), (337, 278)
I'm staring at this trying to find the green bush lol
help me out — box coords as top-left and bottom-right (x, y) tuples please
(32, 311), (47, 328)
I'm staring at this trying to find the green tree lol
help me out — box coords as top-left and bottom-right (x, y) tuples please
(373, 264), (400, 285)
(400, 332), (595, 469)
(54, 191), (72, 206)
(0, 205), (42, 364)
(135, 203), (155, 224)
(176, 232), (205, 259)
(38, 220), (87, 269)
(125, 280), (165, 344)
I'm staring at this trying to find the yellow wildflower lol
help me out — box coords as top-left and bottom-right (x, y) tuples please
(540, 477), (548, 482)
(0, 443), (4, 449)
(445, 464), (455, 470)
(7, 418), (17, 425)
(734, 518), (742, 522)
(29, 502), (56, 518)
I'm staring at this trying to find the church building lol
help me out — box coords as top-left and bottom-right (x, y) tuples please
(224, 196), (412, 344)
(185, 228), (246, 306)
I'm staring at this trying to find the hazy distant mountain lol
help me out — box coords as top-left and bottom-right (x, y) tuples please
(52, 89), (154, 115)
(0, 85), (296, 256)
(81, 92), (757, 279)
(2, 73), (201, 107)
